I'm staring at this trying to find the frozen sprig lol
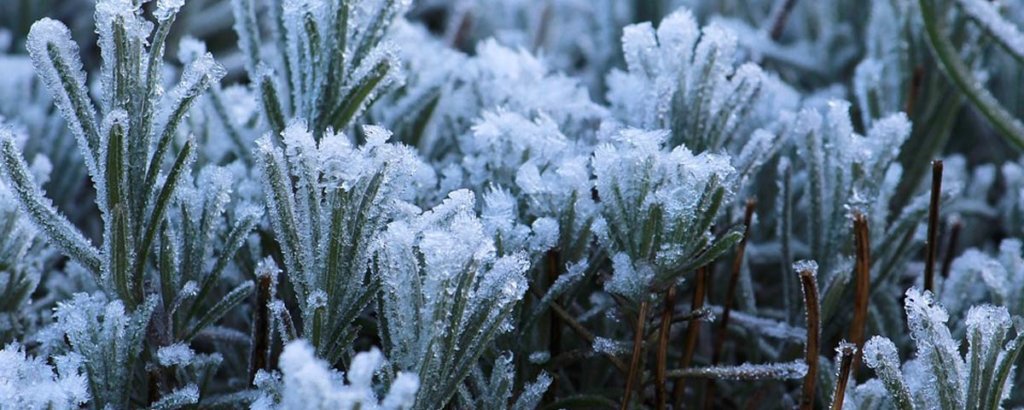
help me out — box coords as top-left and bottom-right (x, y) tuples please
(667, 360), (808, 380)
(255, 120), (429, 365)
(234, 0), (409, 137)
(374, 189), (530, 409)
(594, 128), (740, 299)
(253, 340), (419, 410)
(53, 293), (156, 409)
(0, 343), (89, 410)
(859, 288), (1024, 409)
(607, 8), (784, 163)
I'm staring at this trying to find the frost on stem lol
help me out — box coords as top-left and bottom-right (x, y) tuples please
(668, 360), (808, 380)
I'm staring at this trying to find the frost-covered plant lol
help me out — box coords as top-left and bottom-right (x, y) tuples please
(232, 0), (408, 137)
(857, 288), (1024, 410)
(53, 292), (156, 409)
(0, 2), (266, 406)
(607, 9), (779, 154)
(595, 128), (739, 300)
(0, 342), (89, 409)
(0, 177), (52, 342)
(255, 120), (428, 365)
(252, 340), (418, 410)
(374, 189), (530, 408)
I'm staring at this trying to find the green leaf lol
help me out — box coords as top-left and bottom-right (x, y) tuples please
(0, 132), (102, 275)
(258, 70), (287, 136)
(329, 59), (391, 131)
(918, 0), (1024, 149)
(135, 138), (196, 284)
(186, 281), (255, 341)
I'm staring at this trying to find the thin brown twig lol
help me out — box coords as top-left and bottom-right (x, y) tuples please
(528, 283), (629, 373)
(769, 0), (799, 40)
(941, 217), (962, 279)
(672, 266), (708, 408)
(656, 286), (677, 410)
(829, 343), (856, 410)
(849, 212), (871, 375)
(925, 160), (943, 292)
(712, 199), (757, 365)
(621, 300), (650, 410)
(248, 273), (274, 384)
(798, 263), (820, 410)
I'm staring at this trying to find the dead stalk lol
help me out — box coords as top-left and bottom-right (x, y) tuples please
(925, 160), (943, 292)
(621, 300), (650, 410)
(941, 217), (962, 279)
(829, 343), (857, 410)
(850, 212), (870, 374)
(798, 265), (820, 410)
(672, 266), (708, 408)
(655, 286), (677, 409)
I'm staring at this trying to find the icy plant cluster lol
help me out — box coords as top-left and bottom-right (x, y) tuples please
(3, 0), (1024, 408)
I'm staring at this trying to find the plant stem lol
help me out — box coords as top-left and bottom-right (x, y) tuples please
(941, 217), (962, 279)
(798, 265), (820, 410)
(655, 286), (676, 410)
(672, 266), (708, 408)
(712, 199), (757, 365)
(850, 212), (871, 374)
(768, 0), (799, 40)
(621, 300), (649, 410)
(528, 284), (628, 373)
(925, 160), (942, 292)
(829, 343), (856, 410)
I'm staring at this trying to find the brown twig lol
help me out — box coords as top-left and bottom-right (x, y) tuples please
(830, 343), (857, 410)
(701, 200), (756, 408)
(712, 199), (757, 364)
(672, 266), (708, 408)
(528, 283), (629, 373)
(849, 213), (871, 375)
(621, 300), (650, 410)
(941, 217), (962, 279)
(797, 262), (820, 410)
(925, 160), (943, 292)
(769, 0), (799, 40)
(656, 286), (677, 410)
(249, 273), (274, 384)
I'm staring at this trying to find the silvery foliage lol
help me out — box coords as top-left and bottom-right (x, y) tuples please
(0, 168), (53, 342)
(0, 0), (262, 407)
(232, 0), (409, 138)
(3, 0), (1024, 408)
(776, 100), (939, 334)
(847, 288), (1024, 410)
(252, 340), (418, 410)
(595, 127), (739, 302)
(255, 120), (430, 366)
(0, 342), (89, 409)
(378, 21), (606, 160)
(374, 189), (530, 408)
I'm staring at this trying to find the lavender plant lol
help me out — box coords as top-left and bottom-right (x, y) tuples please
(1, 0), (1024, 409)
